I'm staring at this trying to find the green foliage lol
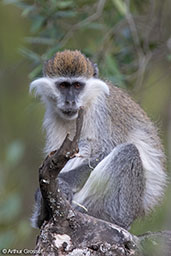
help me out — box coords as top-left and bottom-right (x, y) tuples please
(5, 0), (170, 91)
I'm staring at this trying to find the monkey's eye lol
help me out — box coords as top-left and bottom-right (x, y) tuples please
(59, 82), (70, 89)
(73, 82), (81, 89)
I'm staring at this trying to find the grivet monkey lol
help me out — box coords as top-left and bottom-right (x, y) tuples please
(30, 50), (167, 229)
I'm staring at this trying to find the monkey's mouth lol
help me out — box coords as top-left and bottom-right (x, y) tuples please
(61, 109), (78, 117)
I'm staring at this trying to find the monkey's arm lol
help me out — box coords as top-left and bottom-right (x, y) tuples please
(59, 156), (101, 193)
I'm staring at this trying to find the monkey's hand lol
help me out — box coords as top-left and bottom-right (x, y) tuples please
(74, 153), (84, 158)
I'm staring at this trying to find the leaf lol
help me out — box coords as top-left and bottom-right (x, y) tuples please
(21, 5), (35, 17)
(55, 10), (77, 18)
(111, 0), (127, 16)
(29, 64), (42, 80)
(19, 48), (41, 63)
(57, 1), (74, 9)
(25, 37), (55, 45)
(31, 16), (45, 33)
(44, 45), (61, 59)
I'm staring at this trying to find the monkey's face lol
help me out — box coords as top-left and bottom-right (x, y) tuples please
(54, 78), (85, 120)
(30, 76), (110, 121)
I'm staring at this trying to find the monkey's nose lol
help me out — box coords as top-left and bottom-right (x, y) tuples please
(65, 100), (76, 106)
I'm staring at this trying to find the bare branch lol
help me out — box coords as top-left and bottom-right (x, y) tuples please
(125, 0), (152, 91)
(125, 0), (144, 60)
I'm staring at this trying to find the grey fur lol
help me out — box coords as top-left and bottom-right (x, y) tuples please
(73, 143), (145, 229)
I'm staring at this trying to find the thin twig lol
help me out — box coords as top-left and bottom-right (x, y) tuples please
(125, 0), (144, 60)
(125, 0), (152, 91)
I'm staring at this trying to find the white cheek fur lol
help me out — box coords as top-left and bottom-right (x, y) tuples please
(30, 77), (58, 98)
(81, 78), (109, 106)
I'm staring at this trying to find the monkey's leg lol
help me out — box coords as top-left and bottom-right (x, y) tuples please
(73, 143), (145, 229)
(31, 188), (50, 228)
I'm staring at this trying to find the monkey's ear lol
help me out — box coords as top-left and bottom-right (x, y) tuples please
(93, 63), (99, 78)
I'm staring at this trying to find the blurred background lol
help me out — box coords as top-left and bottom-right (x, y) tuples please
(0, 0), (170, 254)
